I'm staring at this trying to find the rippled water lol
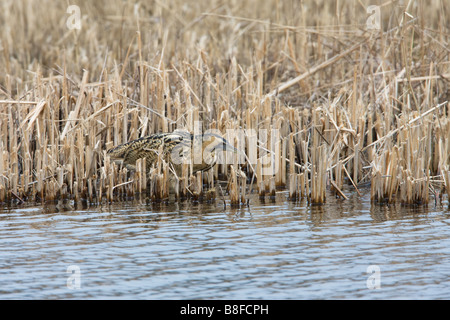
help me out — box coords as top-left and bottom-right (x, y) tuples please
(1, 187), (450, 299)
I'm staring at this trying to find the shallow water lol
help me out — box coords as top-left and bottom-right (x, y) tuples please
(1, 187), (450, 299)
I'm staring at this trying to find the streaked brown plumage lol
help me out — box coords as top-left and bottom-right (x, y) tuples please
(107, 129), (237, 177)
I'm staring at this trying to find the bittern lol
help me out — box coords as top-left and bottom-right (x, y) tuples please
(106, 129), (237, 177)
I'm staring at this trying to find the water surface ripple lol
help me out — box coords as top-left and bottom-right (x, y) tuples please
(1, 189), (450, 299)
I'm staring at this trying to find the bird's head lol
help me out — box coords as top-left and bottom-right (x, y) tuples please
(201, 133), (238, 163)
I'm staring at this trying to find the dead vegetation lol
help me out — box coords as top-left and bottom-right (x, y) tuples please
(0, 0), (449, 206)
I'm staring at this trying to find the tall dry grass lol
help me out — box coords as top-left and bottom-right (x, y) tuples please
(0, 0), (449, 206)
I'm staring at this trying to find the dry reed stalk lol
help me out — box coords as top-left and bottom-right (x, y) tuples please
(309, 108), (328, 204)
(179, 163), (189, 200)
(288, 133), (298, 200)
(288, 173), (297, 200)
(256, 158), (264, 199)
(240, 172), (247, 205)
(228, 165), (247, 207)
(205, 170), (216, 202)
(371, 146), (400, 203)
(443, 169), (450, 204)
(193, 171), (203, 201)
(0, 0), (448, 206)
(229, 165), (239, 206)
(135, 158), (143, 196)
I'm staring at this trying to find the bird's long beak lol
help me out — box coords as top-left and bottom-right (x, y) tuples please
(223, 140), (239, 154)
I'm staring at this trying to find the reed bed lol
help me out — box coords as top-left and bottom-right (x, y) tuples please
(0, 0), (449, 206)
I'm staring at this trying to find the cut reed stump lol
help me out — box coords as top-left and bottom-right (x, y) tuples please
(229, 165), (247, 207)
